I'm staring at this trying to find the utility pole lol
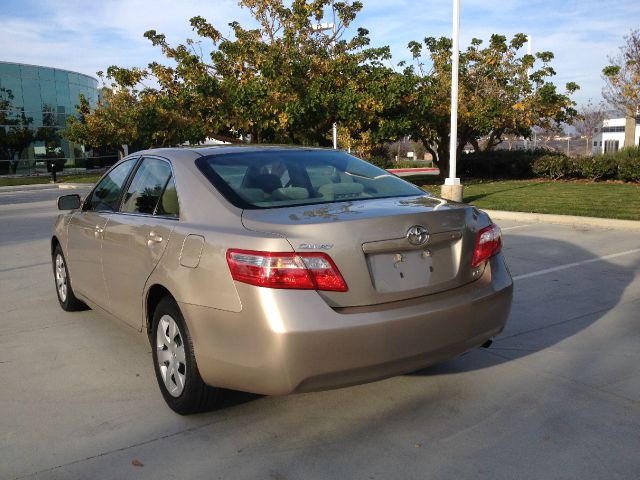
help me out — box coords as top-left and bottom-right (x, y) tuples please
(441, 0), (463, 202)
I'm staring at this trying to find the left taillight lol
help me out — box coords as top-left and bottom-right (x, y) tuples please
(226, 249), (348, 292)
(471, 224), (502, 268)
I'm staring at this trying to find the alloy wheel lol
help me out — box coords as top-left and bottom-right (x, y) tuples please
(156, 314), (187, 397)
(55, 253), (67, 302)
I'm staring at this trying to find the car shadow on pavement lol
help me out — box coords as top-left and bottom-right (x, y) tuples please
(407, 234), (639, 377)
(214, 389), (263, 410)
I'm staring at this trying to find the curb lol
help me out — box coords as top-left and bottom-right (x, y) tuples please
(58, 183), (89, 190)
(484, 209), (640, 231)
(0, 183), (89, 193)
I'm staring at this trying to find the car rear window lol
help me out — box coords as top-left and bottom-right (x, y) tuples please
(196, 149), (425, 209)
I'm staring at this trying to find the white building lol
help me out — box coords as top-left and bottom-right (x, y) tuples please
(592, 116), (640, 154)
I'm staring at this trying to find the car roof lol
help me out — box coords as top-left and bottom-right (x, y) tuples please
(135, 144), (333, 159)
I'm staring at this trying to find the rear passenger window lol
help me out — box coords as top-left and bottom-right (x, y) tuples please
(121, 158), (172, 215)
(156, 176), (179, 218)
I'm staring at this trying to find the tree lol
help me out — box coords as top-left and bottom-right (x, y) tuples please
(573, 101), (606, 154)
(65, 0), (406, 156)
(65, 74), (208, 157)
(36, 104), (62, 157)
(602, 29), (640, 148)
(0, 87), (13, 166)
(6, 113), (34, 172)
(0, 87), (34, 173)
(404, 34), (579, 172)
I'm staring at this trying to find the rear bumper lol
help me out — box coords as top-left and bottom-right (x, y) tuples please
(180, 253), (513, 396)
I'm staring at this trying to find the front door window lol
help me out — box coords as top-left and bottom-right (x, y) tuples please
(85, 159), (136, 212)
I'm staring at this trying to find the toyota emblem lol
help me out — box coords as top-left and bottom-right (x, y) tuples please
(406, 225), (429, 246)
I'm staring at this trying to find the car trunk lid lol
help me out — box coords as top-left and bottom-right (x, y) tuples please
(241, 195), (484, 307)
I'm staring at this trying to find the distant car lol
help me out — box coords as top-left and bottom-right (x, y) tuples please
(51, 146), (513, 414)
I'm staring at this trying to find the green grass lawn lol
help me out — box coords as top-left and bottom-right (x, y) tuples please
(411, 177), (640, 221)
(0, 172), (103, 187)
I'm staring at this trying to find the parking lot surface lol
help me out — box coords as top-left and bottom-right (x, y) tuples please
(1, 186), (639, 480)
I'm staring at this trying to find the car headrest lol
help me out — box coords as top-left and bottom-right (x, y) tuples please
(245, 174), (282, 194)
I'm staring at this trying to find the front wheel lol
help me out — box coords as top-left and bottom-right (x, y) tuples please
(52, 245), (87, 311)
(152, 296), (220, 414)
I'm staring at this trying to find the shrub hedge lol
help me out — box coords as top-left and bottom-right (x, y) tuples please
(455, 147), (640, 183)
(364, 146), (640, 182)
(457, 149), (551, 179)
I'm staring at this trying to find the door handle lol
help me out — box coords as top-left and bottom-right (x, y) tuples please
(94, 225), (104, 238)
(147, 231), (163, 246)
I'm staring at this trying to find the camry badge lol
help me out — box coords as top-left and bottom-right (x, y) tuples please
(406, 225), (429, 246)
(298, 243), (334, 250)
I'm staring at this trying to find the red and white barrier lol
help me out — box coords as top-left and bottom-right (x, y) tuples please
(386, 167), (440, 177)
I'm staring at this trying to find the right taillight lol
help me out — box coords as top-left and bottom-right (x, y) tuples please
(226, 249), (348, 292)
(471, 224), (502, 268)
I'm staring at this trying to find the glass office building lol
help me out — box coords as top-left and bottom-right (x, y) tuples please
(0, 61), (100, 172)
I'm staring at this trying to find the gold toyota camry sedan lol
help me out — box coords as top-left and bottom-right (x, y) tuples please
(52, 146), (513, 414)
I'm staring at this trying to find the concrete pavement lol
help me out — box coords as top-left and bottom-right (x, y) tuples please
(0, 190), (638, 480)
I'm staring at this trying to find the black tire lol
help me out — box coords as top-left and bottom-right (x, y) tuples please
(151, 296), (220, 415)
(52, 245), (88, 311)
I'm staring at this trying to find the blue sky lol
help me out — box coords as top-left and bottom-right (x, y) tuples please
(1, 0), (639, 106)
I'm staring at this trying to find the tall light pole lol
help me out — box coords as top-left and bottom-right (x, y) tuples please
(314, 4), (338, 149)
(441, 0), (463, 202)
(524, 35), (532, 150)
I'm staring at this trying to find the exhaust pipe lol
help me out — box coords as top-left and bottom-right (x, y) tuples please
(481, 339), (493, 348)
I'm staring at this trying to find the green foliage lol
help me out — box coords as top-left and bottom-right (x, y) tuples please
(393, 160), (432, 168)
(366, 156), (393, 169)
(459, 149), (550, 179)
(60, 1), (579, 163)
(451, 148), (640, 183)
(608, 147), (640, 182)
(531, 153), (572, 180)
(403, 34), (578, 170)
(572, 155), (617, 181)
(0, 87), (35, 172)
(64, 0), (406, 156)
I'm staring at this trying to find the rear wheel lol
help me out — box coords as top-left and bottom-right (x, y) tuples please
(152, 296), (220, 414)
(52, 245), (87, 311)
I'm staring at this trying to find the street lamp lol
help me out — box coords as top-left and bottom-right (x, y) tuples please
(441, 0), (463, 202)
(314, 15), (338, 150)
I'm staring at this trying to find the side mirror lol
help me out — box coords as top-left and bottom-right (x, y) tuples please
(57, 194), (81, 210)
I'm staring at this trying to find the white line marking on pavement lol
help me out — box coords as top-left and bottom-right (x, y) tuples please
(513, 248), (640, 281)
(501, 224), (533, 231)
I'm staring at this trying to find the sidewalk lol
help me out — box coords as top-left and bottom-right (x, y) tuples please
(485, 209), (640, 231)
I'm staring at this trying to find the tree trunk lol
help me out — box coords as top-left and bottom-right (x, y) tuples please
(624, 112), (636, 148)
(424, 144), (438, 166)
(437, 141), (449, 180)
